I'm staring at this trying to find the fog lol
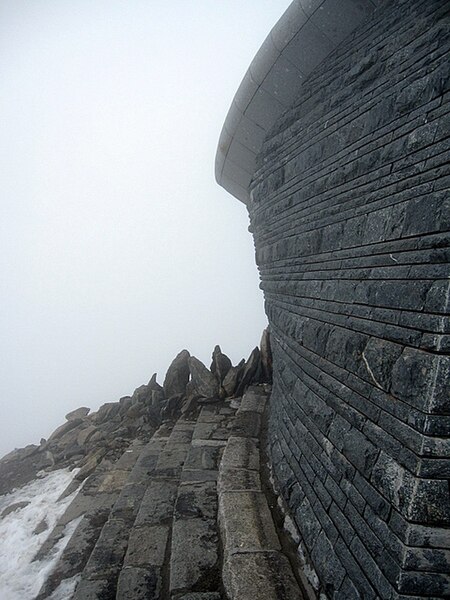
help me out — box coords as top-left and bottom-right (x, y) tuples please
(0, 1), (291, 457)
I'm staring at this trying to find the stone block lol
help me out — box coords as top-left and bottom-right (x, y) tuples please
(170, 518), (219, 595)
(221, 436), (259, 471)
(219, 491), (280, 553)
(135, 480), (178, 526)
(223, 551), (302, 600)
(116, 566), (161, 600)
(218, 467), (261, 493)
(124, 525), (169, 568)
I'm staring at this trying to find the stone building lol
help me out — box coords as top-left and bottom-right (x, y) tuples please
(216, 0), (450, 598)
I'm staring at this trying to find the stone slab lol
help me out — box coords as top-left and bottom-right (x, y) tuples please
(221, 436), (260, 471)
(73, 577), (117, 600)
(116, 565), (161, 600)
(124, 525), (169, 567)
(83, 518), (130, 580)
(170, 517), (219, 595)
(223, 551), (302, 600)
(218, 467), (261, 493)
(230, 412), (261, 438)
(135, 480), (178, 526)
(239, 390), (267, 414)
(219, 491), (280, 553)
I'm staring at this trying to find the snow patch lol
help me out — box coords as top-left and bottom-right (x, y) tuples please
(48, 574), (81, 600)
(0, 468), (81, 600)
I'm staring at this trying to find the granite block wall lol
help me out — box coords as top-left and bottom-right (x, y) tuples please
(248, 1), (450, 597)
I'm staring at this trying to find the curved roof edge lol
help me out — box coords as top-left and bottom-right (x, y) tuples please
(215, 0), (379, 204)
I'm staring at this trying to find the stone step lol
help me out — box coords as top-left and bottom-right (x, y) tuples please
(71, 427), (172, 600)
(168, 402), (239, 600)
(218, 388), (304, 600)
(35, 438), (146, 599)
(114, 418), (196, 599)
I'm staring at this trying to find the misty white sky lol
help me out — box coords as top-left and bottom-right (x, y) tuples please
(0, 1), (291, 456)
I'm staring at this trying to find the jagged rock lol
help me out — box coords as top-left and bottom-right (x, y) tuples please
(163, 350), (191, 398)
(65, 407), (90, 421)
(77, 425), (98, 446)
(188, 356), (219, 399)
(222, 359), (245, 397)
(0, 444), (38, 463)
(148, 373), (163, 393)
(47, 419), (84, 444)
(93, 402), (121, 424)
(210, 345), (232, 384)
(1, 501), (30, 518)
(260, 328), (272, 383)
(236, 348), (261, 396)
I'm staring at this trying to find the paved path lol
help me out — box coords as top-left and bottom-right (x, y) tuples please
(35, 386), (304, 600)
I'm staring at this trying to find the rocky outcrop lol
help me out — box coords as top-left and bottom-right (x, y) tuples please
(163, 349), (191, 398)
(187, 356), (220, 400)
(0, 334), (272, 499)
(0, 334), (281, 600)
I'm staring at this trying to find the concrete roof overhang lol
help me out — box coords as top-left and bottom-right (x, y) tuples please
(215, 0), (379, 204)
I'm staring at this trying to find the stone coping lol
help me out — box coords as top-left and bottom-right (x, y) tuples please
(215, 0), (379, 204)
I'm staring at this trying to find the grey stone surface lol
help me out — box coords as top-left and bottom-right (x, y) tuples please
(116, 566), (161, 600)
(123, 525), (169, 567)
(219, 491), (280, 553)
(221, 436), (260, 471)
(223, 551), (303, 600)
(188, 356), (220, 399)
(163, 349), (191, 398)
(218, 467), (261, 493)
(170, 518), (219, 594)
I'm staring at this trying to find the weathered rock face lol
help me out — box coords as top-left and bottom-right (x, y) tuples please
(222, 360), (245, 398)
(259, 329), (272, 384)
(235, 348), (261, 397)
(210, 345), (232, 384)
(245, 1), (450, 598)
(163, 350), (191, 398)
(188, 356), (220, 400)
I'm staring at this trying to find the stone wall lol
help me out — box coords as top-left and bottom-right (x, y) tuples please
(248, 0), (450, 597)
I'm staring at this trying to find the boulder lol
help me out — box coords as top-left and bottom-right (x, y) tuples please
(210, 345), (232, 384)
(65, 407), (90, 421)
(47, 419), (84, 444)
(188, 356), (219, 399)
(163, 350), (190, 398)
(222, 359), (245, 397)
(235, 348), (261, 396)
(260, 328), (273, 383)
(93, 402), (121, 424)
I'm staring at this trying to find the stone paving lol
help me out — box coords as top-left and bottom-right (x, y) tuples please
(35, 385), (304, 600)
